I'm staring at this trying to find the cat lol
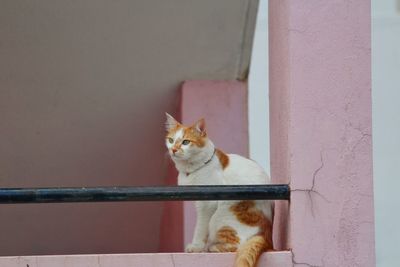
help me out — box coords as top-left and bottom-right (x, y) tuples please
(165, 113), (273, 267)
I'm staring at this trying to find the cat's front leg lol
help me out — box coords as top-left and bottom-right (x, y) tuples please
(186, 201), (217, 253)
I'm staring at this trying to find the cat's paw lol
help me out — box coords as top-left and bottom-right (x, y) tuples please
(185, 243), (206, 253)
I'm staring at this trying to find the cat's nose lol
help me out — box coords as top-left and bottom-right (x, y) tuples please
(172, 148), (178, 154)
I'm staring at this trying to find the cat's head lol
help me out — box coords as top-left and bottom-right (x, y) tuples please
(165, 113), (208, 160)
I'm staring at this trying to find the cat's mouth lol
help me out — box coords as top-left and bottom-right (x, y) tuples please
(171, 153), (181, 158)
(171, 152), (185, 160)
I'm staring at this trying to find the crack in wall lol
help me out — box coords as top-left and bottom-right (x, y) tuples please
(288, 28), (307, 34)
(170, 254), (176, 267)
(291, 250), (323, 267)
(359, 221), (373, 225)
(291, 152), (330, 218)
(350, 133), (371, 153)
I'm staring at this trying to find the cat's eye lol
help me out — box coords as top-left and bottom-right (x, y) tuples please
(182, 139), (190, 145)
(167, 138), (174, 144)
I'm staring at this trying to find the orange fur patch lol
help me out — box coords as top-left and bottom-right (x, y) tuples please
(209, 243), (238, 253)
(166, 119), (207, 147)
(166, 124), (183, 140)
(232, 202), (273, 267)
(259, 216), (273, 250)
(209, 226), (240, 253)
(235, 235), (267, 267)
(216, 149), (229, 169)
(230, 201), (273, 250)
(183, 127), (206, 147)
(216, 226), (240, 245)
(230, 201), (263, 226)
(166, 124), (207, 148)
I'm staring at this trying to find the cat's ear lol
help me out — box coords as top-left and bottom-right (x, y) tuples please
(194, 118), (206, 136)
(165, 112), (180, 131)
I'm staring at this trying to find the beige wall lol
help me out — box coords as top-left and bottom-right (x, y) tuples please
(0, 0), (258, 255)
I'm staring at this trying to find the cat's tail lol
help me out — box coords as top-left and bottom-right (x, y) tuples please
(234, 235), (267, 267)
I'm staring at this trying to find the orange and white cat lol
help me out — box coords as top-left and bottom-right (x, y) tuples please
(165, 113), (273, 267)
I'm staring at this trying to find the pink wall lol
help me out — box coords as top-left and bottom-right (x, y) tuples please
(270, 0), (375, 266)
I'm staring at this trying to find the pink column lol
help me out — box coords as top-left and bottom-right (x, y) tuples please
(270, 0), (375, 266)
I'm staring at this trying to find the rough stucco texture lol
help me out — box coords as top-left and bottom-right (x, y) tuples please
(270, 0), (375, 266)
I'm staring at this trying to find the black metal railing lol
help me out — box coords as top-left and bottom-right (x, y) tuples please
(0, 185), (289, 204)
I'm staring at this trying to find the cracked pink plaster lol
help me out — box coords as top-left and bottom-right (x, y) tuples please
(270, 0), (374, 266)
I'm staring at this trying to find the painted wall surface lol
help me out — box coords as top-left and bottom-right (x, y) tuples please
(372, 1), (400, 266)
(270, 1), (375, 266)
(0, 0), (259, 256)
(0, 251), (293, 267)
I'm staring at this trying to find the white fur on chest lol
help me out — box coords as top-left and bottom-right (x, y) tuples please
(178, 158), (224, 186)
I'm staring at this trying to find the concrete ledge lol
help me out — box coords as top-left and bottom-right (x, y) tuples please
(0, 251), (293, 267)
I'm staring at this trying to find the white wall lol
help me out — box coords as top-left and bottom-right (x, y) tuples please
(248, 0), (270, 174)
(372, 1), (400, 266)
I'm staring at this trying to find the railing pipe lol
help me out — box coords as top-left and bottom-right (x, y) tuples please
(0, 185), (290, 204)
